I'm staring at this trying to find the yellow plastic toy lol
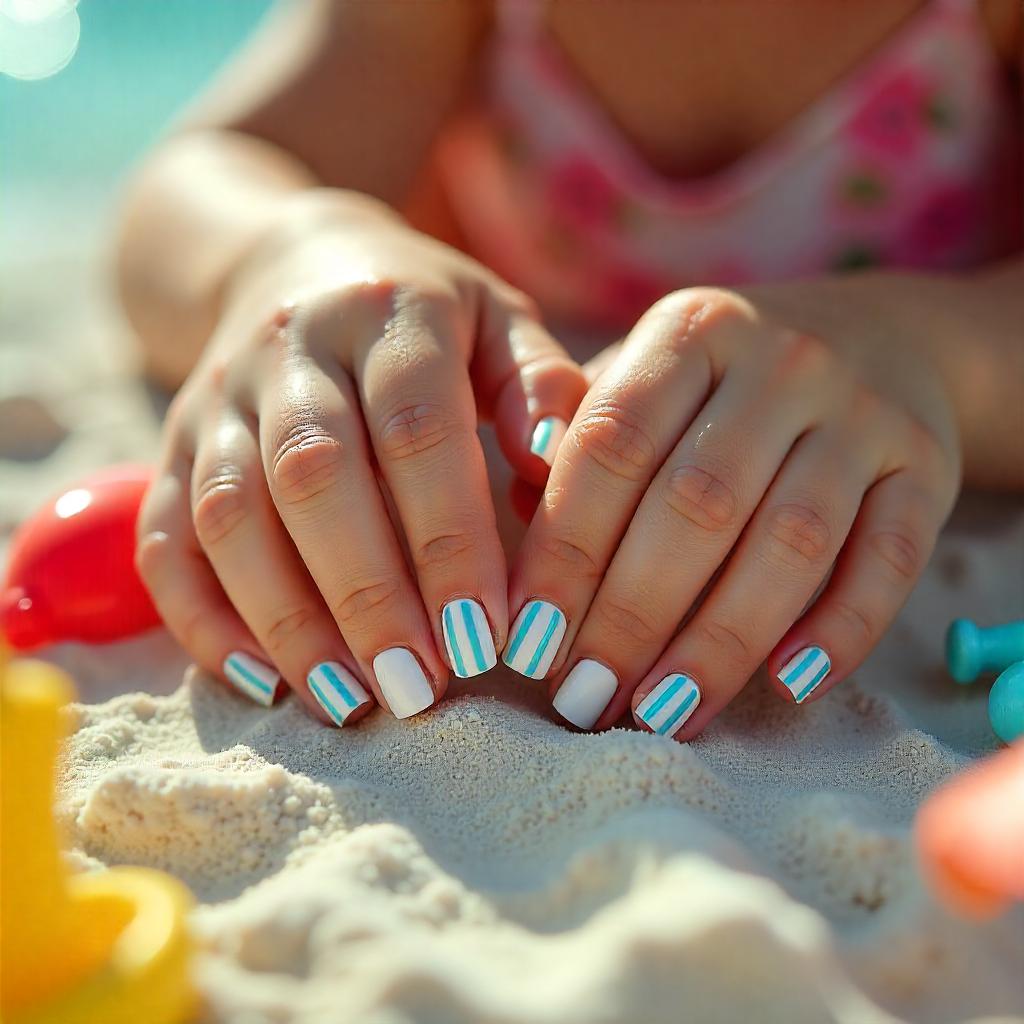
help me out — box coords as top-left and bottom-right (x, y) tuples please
(1, 647), (196, 1024)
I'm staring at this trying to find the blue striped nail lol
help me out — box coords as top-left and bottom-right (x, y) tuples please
(307, 661), (371, 726)
(636, 673), (700, 737)
(503, 600), (567, 680)
(530, 417), (568, 467)
(223, 652), (280, 707)
(442, 598), (497, 678)
(778, 646), (831, 703)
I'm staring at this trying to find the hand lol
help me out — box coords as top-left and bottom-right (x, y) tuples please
(136, 192), (586, 724)
(504, 286), (961, 737)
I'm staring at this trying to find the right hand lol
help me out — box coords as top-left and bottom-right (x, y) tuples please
(135, 191), (587, 725)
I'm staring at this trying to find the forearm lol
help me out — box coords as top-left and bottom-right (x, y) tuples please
(742, 261), (1024, 492)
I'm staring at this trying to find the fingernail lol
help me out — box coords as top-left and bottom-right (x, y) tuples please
(778, 646), (831, 703)
(307, 661), (371, 726)
(637, 673), (700, 737)
(373, 647), (435, 719)
(503, 600), (567, 679)
(552, 658), (618, 729)
(442, 598), (497, 678)
(530, 416), (568, 467)
(223, 652), (280, 707)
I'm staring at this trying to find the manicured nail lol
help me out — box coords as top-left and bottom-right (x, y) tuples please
(503, 600), (567, 679)
(778, 646), (831, 703)
(636, 673), (700, 737)
(373, 647), (435, 719)
(552, 659), (618, 729)
(530, 416), (568, 467)
(307, 661), (371, 726)
(442, 598), (497, 678)
(223, 652), (280, 707)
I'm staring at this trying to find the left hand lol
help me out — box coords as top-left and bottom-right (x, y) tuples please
(504, 286), (961, 738)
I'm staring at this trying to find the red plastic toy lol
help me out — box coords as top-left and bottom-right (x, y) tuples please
(1, 465), (161, 651)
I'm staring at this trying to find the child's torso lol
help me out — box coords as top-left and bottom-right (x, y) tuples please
(431, 0), (1022, 326)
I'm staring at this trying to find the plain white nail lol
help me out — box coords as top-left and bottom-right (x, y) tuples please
(552, 659), (618, 729)
(503, 600), (567, 679)
(442, 598), (497, 678)
(373, 648), (435, 719)
(307, 661), (371, 726)
(636, 673), (700, 737)
(530, 416), (568, 467)
(223, 652), (280, 707)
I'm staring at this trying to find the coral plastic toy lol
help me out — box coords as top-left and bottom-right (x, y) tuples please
(0, 464), (160, 651)
(0, 646), (195, 1024)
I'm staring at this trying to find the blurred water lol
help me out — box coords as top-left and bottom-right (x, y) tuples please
(2, 0), (271, 190)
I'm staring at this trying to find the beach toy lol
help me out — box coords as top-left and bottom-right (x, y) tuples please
(916, 741), (1024, 919)
(945, 617), (1024, 685)
(0, 464), (161, 651)
(0, 648), (195, 1024)
(988, 660), (1024, 744)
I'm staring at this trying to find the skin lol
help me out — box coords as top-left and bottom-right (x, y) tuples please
(119, 0), (1023, 732)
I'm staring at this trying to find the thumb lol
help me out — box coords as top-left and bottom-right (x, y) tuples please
(473, 298), (588, 487)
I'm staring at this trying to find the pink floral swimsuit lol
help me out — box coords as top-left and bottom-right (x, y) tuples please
(436, 0), (1022, 327)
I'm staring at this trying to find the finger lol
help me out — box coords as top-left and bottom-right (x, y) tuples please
(136, 447), (285, 708)
(259, 346), (444, 719)
(479, 299), (589, 484)
(191, 404), (374, 725)
(354, 288), (507, 678)
(551, 371), (821, 731)
(628, 429), (875, 739)
(768, 467), (945, 704)
(505, 295), (728, 681)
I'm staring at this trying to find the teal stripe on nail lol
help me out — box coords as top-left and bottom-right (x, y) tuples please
(227, 656), (272, 695)
(532, 417), (554, 454)
(657, 687), (698, 735)
(783, 648), (819, 685)
(507, 601), (542, 664)
(525, 607), (561, 677)
(309, 678), (343, 724)
(461, 600), (487, 672)
(641, 674), (686, 722)
(796, 661), (830, 702)
(321, 663), (358, 709)
(445, 603), (468, 676)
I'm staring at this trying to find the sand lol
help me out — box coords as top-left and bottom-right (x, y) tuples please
(5, 199), (1024, 1024)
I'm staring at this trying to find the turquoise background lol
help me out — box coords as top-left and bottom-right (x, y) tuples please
(2, 0), (272, 189)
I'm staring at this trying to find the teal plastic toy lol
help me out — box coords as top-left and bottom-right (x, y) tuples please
(945, 618), (1024, 685)
(988, 661), (1024, 744)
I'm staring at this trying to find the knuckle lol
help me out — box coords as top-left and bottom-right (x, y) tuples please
(592, 594), (659, 648)
(762, 501), (833, 571)
(264, 604), (316, 653)
(192, 474), (248, 548)
(831, 598), (876, 645)
(662, 464), (739, 533)
(868, 529), (921, 582)
(134, 530), (172, 587)
(378, 402), (461, 463)
(415, 531), (476, 572)
(575, 404), (658, 484)
(650, 287), (751, 355)
(691, 617), (754, 666)
(535, 532), (603, 583)
(332, 577), (401, 629)
(271, 429), (345, 507)
(772, 328), (833, 379)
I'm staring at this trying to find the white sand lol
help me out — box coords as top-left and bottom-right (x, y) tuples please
(5, 202), (1024, 1024)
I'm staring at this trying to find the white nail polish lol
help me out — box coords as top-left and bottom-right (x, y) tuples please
(373, 648), (435, 719)
(503, 600), (567, 679)
(223, 652), (280, 707)
(307, 661), (371, 726)
(778, 646), (831, 703)
(637, 673), (700, 737)
(552, 659), (618, 729)
(530, 416), (568, 467)
(442, 598), (497, 678)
